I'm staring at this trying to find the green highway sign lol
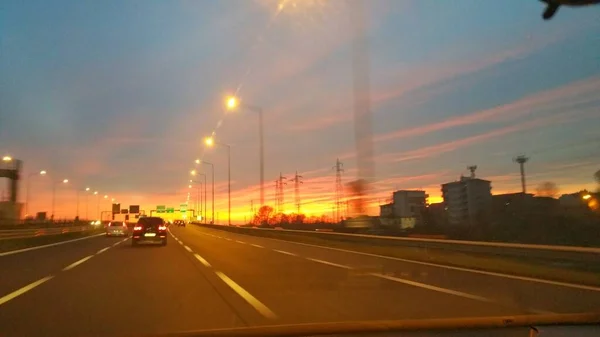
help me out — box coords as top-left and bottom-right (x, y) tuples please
(180, 203), (187, 213)
(166, 207), (175, 213)
(157, 205), (166, 213)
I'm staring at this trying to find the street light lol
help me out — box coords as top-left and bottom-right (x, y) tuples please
(52, 178), (69, 220)
(198, 160), (215, 224)
(225, 95), (264, 209)
(84, 187), (91, 220)
(205, 136), (231, 226)
(94, 191), (99, 220)
(2, 155), (12, 162)
(583, 194), (592, 200)
(25, 170), (47, 216)
(191, 172), (207, 223)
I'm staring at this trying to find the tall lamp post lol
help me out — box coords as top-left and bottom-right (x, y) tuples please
(51, 178), (69, 220)
(197, 159), (215, 224)
(205, 137), (231, 226)
(93, 191), (99, 220)
(225, 97), (264, 209)
(25, 170), (47, 216)
(84, 187), (90, 220)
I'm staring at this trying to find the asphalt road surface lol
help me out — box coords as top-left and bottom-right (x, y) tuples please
(1, 225), (599, 337)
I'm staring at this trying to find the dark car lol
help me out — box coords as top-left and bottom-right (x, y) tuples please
(132, 217), (167, 246)
(174, 219), (186, 227)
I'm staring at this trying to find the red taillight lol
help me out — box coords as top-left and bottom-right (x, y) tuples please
(158, 225), (167, 231)
(133, 226), (142, 231)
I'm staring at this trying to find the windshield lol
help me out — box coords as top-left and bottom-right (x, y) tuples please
(138, 218), (164, 226)
(1, 1), (599, 337)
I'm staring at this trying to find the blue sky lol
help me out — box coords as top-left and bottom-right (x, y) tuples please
(1, 0), (599, 220)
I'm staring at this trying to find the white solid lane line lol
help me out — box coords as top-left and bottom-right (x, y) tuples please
(96, 247), (110, 254)
(250, 244), (264, 248)
(63, 255), (94, 271)
(273, 249), (297, 256)
(306, 258), (352, 269)
(215, 271), (277, 319)
(184, 245), (193, 252)
(0, 276), (54, 306)
(0, 233), (105, 257)
(236, 240), (246, 244)
(194, 254), (212, 267)
(370, 273), (494, 303)
(112, 241), (121, 247)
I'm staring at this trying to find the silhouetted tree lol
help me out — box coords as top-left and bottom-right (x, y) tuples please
(252, 205), (274, 226)
(536, 181), (559, 198)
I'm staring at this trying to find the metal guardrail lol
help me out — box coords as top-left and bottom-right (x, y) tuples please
(0, 225), (97, 240)
(198, 225), (600, 265)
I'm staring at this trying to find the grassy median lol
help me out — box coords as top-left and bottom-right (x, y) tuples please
(0, 228), (106, 253)
(202, 225), (600, 287)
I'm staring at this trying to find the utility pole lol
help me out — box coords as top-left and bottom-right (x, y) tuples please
(290, 171), (303, 214)
(333, 158), (344, 222)
(274, 173), (287, 213)
(514, 155), (529, 194)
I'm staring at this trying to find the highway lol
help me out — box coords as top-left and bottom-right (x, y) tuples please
(1, 225), (599, 337)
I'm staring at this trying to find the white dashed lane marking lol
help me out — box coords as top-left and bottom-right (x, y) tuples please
(0, 276), (54, 306)
(306, 258), (352, 269)
(194, 254), (212, 267)
(250, 244), (264, 248)
(215, 271), (277, 319)
(273, 250), (296, 256)
(63, 255), (94, 271)
(96, 247), (110, 254)
(184, 245), (193, 252)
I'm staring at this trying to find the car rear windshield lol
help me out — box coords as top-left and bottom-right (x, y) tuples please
(109, 222), (124, 226)
(138, 217), (163, 227)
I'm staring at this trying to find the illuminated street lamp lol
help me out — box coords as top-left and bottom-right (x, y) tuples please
(25, 170), (48, 216)
(583, 194), (592, 200)
(84, 187), (91, 220)
(94, 191), (100, 220)
(51, 178), (69, 220)
(205, 136), (231, 226)
(197, 160), (215, 224)
(190, 169), (197, 176)
(225, 96), (264, 209)
(2, 155), (12, 162)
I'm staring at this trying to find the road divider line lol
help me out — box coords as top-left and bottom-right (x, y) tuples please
(370, 273), (494, 303)
(178, 241), (183, 246)
(215, 271), (277, 319)
(184, 245), (193, 252)
(273, 249), (297, 256)
(306, 258), (352, 269)
(250, 244), (264, 248)
(96, 247), (110, 254)
(0, 233), (105, 257)
(236, 240), (246, 244)
(63, 255), (94, 271)
(194, 254), (212, 267)
(0, 276), (54, 306)
(258, 236), (600, 292)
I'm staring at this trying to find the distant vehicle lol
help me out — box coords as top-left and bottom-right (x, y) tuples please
(132, 217), (167, 246)
(90, 220), (101, 226)
(174, 220), (186, 227)
(106, 221), (128, 237)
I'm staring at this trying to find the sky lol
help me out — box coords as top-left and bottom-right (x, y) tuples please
(1, 0), (599, 222)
